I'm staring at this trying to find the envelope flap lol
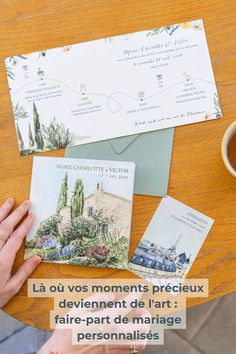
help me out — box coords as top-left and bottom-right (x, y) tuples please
(109, 134), (140, 154)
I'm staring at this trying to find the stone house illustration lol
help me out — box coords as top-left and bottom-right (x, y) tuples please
(59, 182), (132, 237)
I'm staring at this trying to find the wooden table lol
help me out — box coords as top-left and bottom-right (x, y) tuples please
(0, 0), (236, 331)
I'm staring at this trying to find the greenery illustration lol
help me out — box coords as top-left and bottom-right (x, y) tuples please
(147, 25), (179, 36)
(6, 55), (27, 80)
(56, 173), (68, 215)
(213, 93), (222, 118)
(19, 103), (74, 155)
(33, 102), (44, 150)
(13, 102), (28, 120)
(147, 22), (202, 37)
(6, 65), (15, 80)
(71, 179), (84, 219)
(36, 215), (62, 240)
(147, 26), (165, 36)
(42, 117), (74, 150)
(16, 123), (24, 150)
(28, 123), (35, 147)
(25, 174), (129, 269)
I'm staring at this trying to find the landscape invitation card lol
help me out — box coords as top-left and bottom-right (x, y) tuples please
(25, 157), (135, 269)
(6, 19), (222, 155)
(129, 196), (214, 280)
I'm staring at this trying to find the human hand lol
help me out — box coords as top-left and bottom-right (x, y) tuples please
(38, 292), (150, 354)
(0, 198), (41, 308)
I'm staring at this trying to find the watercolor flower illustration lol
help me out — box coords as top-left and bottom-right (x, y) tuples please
(147, 20), (203, 37)
(180, 22), (191, 29)
(62, 45), (72, 52)
(147, 25), (179, 36)
(191, 20), (203, 30)
(5, 55), (27, 80)
(165, 25), (179, 35)
(7, 55), (27, 65)
(38, 50), (47, 59)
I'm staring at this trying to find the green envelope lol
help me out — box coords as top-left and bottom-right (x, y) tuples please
(65, 128), (174, 196)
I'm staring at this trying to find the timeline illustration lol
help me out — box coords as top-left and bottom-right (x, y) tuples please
(5, 19), (222, 155)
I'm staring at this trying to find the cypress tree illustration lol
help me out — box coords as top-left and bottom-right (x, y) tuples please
(28, 123), (34, 147)
(16, 123), (24, 150)
(33, 102), (44, 150)
(56, 173), (68, 215)
(71, 179), (84, 220)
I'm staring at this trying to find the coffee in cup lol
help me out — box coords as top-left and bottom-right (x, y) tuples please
(221, 121), (236, 178)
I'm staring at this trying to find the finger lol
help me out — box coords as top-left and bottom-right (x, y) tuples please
(0, 200), (31, 248)
(0, 198), (15, 250)
(118, 308), (151, 332)
(80, 344), (105, 354)
(117, 310), (151, 349)
(106, 343), (145, 353)
(98, 291), (143, 320)
(6, 256), (41, 295)
(106, 344), (130, 353)
(53, 293), (116, 331)
(1, 213), (35, 265)
(68, 292), (116, 318)
(0, 198), (14, 223)
(98, 309), (151, 349)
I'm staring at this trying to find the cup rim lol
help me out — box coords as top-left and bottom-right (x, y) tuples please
(221, 120), (236, 178)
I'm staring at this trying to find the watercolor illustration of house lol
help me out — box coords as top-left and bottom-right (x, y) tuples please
(59, 181), (132, 237)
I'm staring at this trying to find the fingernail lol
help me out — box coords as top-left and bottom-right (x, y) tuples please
(7, 198), (14, 205)
(23, 200), (30, 207)
(28, 212), (35, 219)
(33, 255), (42, 264)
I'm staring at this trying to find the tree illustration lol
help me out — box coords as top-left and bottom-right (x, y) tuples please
(16, 123), (24, 150)
(71, 179), (84, 220)
(56, 173), (68, 215)
(33, 102), (44, 150)
(28, 123), (34, 147)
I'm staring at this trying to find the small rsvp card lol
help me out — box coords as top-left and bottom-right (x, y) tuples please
(129, 196), (214, 280)
(5, 19), (222, 155)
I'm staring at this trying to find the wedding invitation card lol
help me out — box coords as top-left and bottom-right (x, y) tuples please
(25, 156), (135, 269)
(129, 196), (214, 280)
(6, 19), (222, 155)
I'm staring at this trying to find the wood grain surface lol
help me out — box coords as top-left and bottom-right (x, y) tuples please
(0, 0), (236, 331)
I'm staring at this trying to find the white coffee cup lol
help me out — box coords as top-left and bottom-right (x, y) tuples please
(221, 120), (236, 178)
